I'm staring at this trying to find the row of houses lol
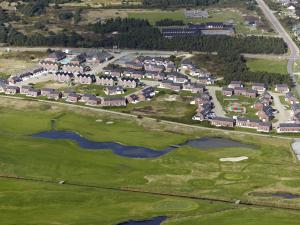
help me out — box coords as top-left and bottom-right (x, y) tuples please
(210, 117), (272, 132)
(53, 72), (141, 89)
(0, 84), (128, 107)
(40, 50), (114, 74)
(227, 81), (290, 94)
(222, 87), (258, 98)
(0, 82), (158, 107)
(45, 50), (114, 64)
(40, 61), (91, 74)
(9, 67), (46, 84)
(191, 92), (214, 121)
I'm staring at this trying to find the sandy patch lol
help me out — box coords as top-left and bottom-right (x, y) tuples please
(219, 156), (248, 162)
(164, 95), (178, 102)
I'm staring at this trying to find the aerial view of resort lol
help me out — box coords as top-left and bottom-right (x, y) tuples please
(3, 0), (300, 224)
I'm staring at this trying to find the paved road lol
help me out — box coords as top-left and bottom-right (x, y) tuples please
(256, 0), (300, 96)
(207, 86), (227, 117)
(271, 92), (292, 126)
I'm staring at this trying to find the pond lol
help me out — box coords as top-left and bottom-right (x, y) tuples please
(117, 216), (167, 225)
(32, 131), (254, 159)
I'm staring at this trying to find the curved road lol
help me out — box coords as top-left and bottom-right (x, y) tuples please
(256, 0), (300, 96)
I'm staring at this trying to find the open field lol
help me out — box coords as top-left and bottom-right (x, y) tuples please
(0, 51), (47, 77)
(246, 58), (288, 74)
(2, 97), (300, 223)
(112, 89), (197, 123)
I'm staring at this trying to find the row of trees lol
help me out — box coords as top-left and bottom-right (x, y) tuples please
(90, 18), (151, 34)
(155, 19), (185, 26)
(217, 49), (291, 85)
(142, 0), (219, 7)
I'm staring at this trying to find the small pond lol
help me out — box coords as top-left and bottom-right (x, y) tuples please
(250, 192), (299, 199)
(117, 216), (167, 225)
(32, 131), (254, 159)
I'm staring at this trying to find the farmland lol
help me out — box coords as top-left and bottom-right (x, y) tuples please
(1, 97), (300, 223)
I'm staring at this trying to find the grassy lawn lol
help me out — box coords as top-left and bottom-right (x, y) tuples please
(1, 97), (300, 223)
(246, 58), (288, 75)
(216, 90), (259, 119)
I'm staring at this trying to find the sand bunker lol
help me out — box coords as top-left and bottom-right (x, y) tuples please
(219, 156), (248, 162)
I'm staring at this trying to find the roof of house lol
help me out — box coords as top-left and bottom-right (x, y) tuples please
(212, 117), (234, 122)
(279, 123), (300, 128)
(276, 84), (289, 88)
(48, 50), (66, 60)
(222, 87), (234, 92)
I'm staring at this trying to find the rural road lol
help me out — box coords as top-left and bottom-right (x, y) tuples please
(256, 0), (300, 96)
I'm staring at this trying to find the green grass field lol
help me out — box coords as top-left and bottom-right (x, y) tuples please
(1, 97), (300, 223)
(246, 58), (288, 75)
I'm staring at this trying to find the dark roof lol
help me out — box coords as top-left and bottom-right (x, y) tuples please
(98, 75), (118, 81)
(279, 123), (300, 128)
(48, 50), (66, 60)
(42, 88), (55, 92)
(252, 83), (266, 87)
(71, 53), (86, 63)
(129, 94), (139, 101)
(276, 84), (289, 88)
(222, 87), (234, 92)
(212, 117), (234, 122)
(237, 117), (260, 122)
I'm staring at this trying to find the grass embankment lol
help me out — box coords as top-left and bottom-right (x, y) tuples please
(246, 58), (288, 75)
(1, 98), (300, 223)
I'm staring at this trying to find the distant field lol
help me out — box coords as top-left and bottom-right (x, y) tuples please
(81, 8), (274, 35)
(246, 58), (288, 74)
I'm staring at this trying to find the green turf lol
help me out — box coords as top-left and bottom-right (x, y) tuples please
(246, 58), (288, 75)
(1, 99), (300, 223)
